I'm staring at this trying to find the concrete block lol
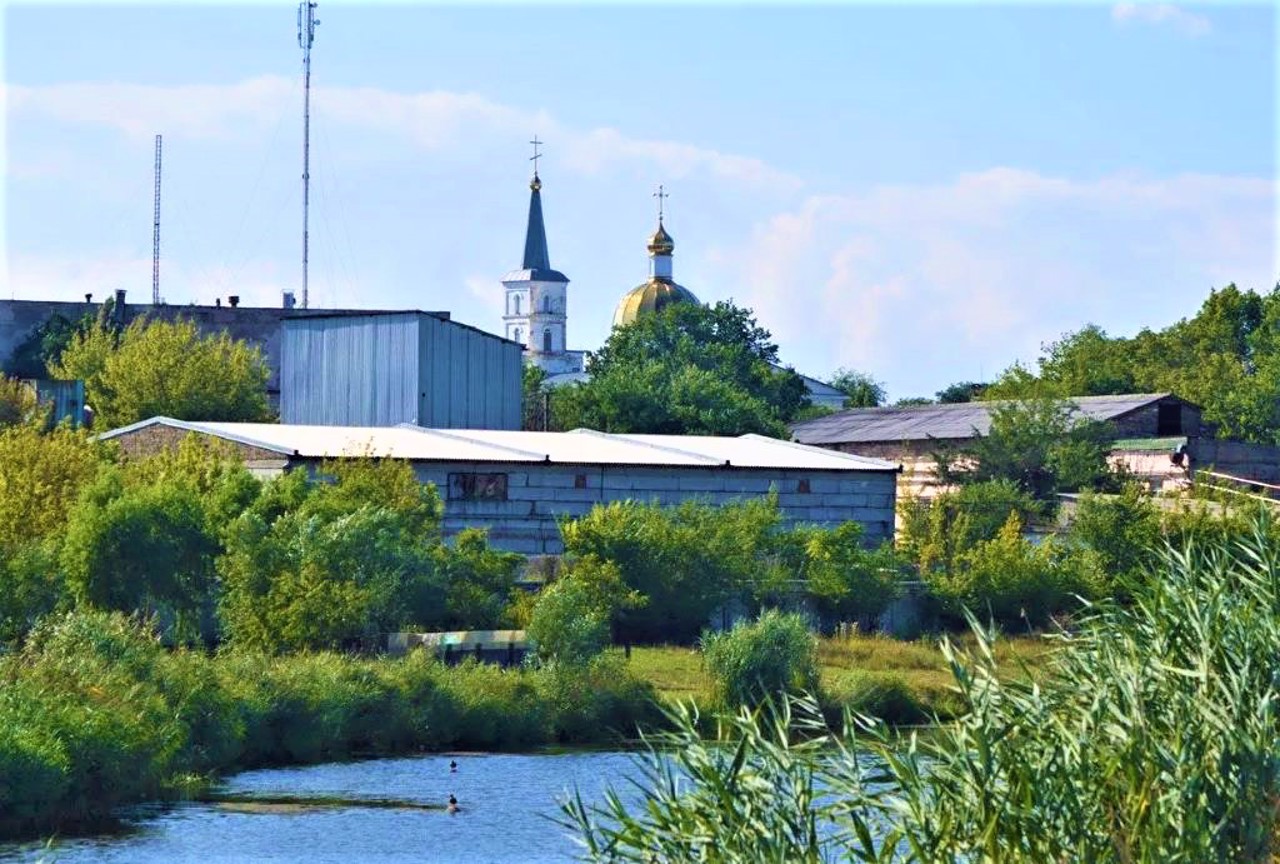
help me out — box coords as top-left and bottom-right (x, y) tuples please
(677, 475), (726, 492)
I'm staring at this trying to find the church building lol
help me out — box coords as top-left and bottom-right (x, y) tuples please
(497, 162), (846, 408)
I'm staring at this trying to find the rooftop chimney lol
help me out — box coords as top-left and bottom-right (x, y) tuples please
(84, 293), (93, 303)
(228, 295), (240, 308)
(282, 290), (296, 310)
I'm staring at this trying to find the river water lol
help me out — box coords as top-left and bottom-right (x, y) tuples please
(1, 751), (641, 864)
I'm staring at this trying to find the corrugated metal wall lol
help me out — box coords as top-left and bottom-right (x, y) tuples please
(418, 315), (520, 430)
(282, 313), (520, 429)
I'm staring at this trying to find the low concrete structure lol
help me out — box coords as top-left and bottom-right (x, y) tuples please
(387, 630), (528, 666)
(101, 418), (901, 554)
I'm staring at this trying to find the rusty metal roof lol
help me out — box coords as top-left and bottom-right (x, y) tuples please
(790, 393), (1184, 445)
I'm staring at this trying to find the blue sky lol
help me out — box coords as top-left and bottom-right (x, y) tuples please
(4, 2), (1276, 399)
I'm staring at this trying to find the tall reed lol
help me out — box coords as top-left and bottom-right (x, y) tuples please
(563, 514), (1280, 862)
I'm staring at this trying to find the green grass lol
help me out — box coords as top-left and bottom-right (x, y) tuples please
(620, 632), (1053, 723)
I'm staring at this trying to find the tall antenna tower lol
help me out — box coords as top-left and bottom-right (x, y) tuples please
(152, 134), (162, 305)
(297, 1), (319, 309)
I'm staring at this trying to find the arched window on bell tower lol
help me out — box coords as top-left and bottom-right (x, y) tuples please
(514, 327), (523, 346)
(514, 295), (522, 315)
(542, 328), (552, 353)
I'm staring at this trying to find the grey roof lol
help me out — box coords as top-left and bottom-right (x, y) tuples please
(516, 178), (568, 283)
(790, 393), (1185, 445)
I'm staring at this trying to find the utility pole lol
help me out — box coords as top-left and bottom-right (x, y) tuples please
(152, 134), (162, 305)
(298, 1), (319, 309)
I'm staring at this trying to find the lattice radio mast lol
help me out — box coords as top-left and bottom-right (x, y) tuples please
(298, 1), (319, 309)
(152, 134), (162, 305)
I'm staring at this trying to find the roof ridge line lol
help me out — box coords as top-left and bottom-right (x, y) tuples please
(568, 428), (725, 465)
(101, 417), (297, 457)
(398, 425), (551, 461)
(749, 433), (901, 471)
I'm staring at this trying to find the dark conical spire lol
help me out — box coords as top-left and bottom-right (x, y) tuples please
(522, 174), (552, 271)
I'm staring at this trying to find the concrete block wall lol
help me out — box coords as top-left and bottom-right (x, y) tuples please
(414, 462), (898, 555)
(1189, 439), (1280, 484)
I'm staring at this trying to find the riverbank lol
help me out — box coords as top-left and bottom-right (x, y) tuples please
(624, 632), (1053, 723)
(0, 611), (660, 842)
(0, 612), (1051, 843)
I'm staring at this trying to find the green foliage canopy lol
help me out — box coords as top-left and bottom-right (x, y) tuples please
(987, 283), (1280, 443)
(50, 316), (271, 428)
(550, 301), (809, 437)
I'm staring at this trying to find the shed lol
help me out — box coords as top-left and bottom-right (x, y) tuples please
(280, 311), (523, 429)
(101, 418), (902, 554)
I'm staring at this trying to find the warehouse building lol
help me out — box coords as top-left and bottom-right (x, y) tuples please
(790, 393), (1207, 498)
(102, 418), (901, 554)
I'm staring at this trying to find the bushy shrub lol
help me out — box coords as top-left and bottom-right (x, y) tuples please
(701, 610), (819, 708)
(526, 556), (643, 665)
(560, 498), (777, 644)
(898, 479), (1043, 573)
(925, 513), (1100, 627)
(1067, 484), (1161, 594)
(824, 671), (932, 726)
(800, 522), (903, 626)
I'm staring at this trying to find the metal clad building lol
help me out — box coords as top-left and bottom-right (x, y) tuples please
(281, 312), (522, 429)
(102, 419), (902, 555)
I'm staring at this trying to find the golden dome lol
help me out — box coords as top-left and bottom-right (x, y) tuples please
(647, 221), (675, 257)
(612, 278), (700, 328)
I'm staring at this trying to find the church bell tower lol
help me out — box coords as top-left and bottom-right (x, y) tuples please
(501, 137), (570, 369)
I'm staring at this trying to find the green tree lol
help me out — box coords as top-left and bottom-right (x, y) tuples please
(61, 471), (221, 638)
(527, 557), (642, 665)
(943, 398), (1116, 500)
(798, 522), (902, 625)
(987, 283), (1280, 443)
(218, 460), (446, 651)
(935, 381), (988, 403)
(1068, 484), (1161, 595)
(433, 528), (525, 631)
(550, 301), (809, 436)
(827, 368), (886, 408)
(50, 317), (271, 428)
(2, 312), (87, 379)
(522, 364), (550, 431)
(0, 421), (102, 549)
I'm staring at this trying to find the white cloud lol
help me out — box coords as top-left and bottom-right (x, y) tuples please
(4, 77), (799, 190)
(724, 169), (1276, 398)
(1111, 3), (1211, 37)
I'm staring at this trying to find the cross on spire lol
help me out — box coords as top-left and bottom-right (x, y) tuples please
(653, 184), (668, 222)
(529, 135), (543, 176)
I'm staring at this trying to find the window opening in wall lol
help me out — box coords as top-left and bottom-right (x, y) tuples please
(543, 328), (552, 353)
(514, 295), (522, 315)
(514, 328), (523, 345)
(448, 473), (508, 501)
(1157, 402), (1182, 436)
(574, 474), (588, 489)
(797, 479), (811, 494)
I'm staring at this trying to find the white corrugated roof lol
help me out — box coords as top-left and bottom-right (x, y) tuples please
(101, 418), (898, 472)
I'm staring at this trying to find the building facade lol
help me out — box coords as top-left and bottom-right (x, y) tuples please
(280, 311), (522, 429)
(102, 418), (901, 555)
